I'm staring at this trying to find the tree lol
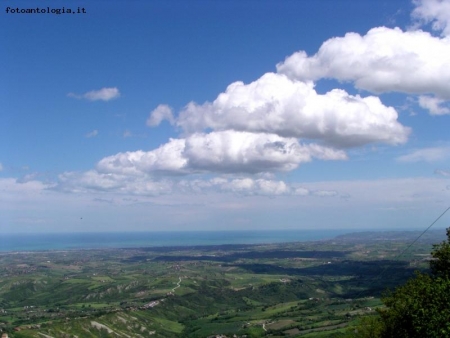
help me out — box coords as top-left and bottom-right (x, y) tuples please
(379, 272), (450, 337)
(430, 228), (450, 278)
(349, 316), (384, 338)
(348, 228), (450, 337)
(376, 227), (450, 337)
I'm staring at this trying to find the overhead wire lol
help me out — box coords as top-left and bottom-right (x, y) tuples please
(392, 206), (450, 262)
(355, 205), (450, 299)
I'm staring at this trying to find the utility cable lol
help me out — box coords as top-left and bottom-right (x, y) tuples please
(355, 205), (450, 299)
(393, 206), (450, 262)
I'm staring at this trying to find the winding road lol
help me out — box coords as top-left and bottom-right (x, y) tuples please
(171, 277), (182, 293)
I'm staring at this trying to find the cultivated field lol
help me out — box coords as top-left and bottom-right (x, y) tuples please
(0, 230), (443, 337)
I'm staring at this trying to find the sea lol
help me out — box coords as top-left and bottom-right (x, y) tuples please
(0, 229), (355, 252)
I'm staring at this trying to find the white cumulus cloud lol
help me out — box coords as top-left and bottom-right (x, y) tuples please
(175, 73), (409, 148)
(219, 178), (290, 195)
(277, 27), (450, 100)
(96, 138), (188, 175)
(57, 170), (173, 196)
(96, 130), (347, 176)
(293, 187), (310, 196)
(177, 177), (294, 196)
(55, 173), (340, 198)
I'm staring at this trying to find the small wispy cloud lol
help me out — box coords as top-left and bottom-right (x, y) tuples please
(17, 172), (39, 183)
(397, 147), (450, 162)
(435, 169), (450, 177)
(418, 96), (450, 115)
(0, 162), (3, 171)
(122, 130), (146, 138)
(147, 104), (175, 126)
(85, 130), (98, 138)
(412, 0), (450, 37)
(313, 190), (338, 197)
(68, 87), (120, 101)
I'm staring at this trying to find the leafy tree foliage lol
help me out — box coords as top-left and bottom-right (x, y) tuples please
(374, 227), (450, 337)
(430, 228), (450, 278)
(379, 272), (450, 337)
(346, 316), (384, 338)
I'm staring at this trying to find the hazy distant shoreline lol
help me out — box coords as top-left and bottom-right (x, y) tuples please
(0, 228), (445, 253)
(0, 229), (351, 252)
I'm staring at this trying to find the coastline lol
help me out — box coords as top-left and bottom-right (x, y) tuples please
(0, 229), (352, 252)
(1, 228), (443, 253)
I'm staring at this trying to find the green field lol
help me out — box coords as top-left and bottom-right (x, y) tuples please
(0, 230), (442, 337)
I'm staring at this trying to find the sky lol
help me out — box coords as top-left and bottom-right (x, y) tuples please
(1, 0), (450, 233)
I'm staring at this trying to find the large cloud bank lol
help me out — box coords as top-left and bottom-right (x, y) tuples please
(58, 0), (450, 196)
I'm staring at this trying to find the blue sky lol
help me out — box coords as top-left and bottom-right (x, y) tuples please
(1, 0), (450, 233)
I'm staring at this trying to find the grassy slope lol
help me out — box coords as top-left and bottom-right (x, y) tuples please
(0, 231), (438, 337)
